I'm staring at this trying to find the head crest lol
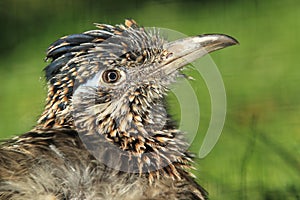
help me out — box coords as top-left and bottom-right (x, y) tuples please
(44, 19), (140, 81)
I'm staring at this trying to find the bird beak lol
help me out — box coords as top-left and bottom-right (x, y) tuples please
(161, 34), (238, 75)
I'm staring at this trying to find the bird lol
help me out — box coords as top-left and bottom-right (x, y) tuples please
(0, 19), (238, 200)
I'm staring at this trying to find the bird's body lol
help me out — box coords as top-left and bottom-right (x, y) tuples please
(0, 20), (237, 200)
(0, 129), (205, 200)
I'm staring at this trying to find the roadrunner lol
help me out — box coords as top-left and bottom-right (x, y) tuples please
(0, 19), (237, 200)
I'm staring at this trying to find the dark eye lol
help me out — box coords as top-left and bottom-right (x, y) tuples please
(102, 69), (121, 83)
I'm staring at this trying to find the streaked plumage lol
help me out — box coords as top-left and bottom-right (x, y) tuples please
(0, 19), (237, 199)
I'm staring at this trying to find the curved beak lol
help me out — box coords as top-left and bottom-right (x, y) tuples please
(161, 34), (239, 74)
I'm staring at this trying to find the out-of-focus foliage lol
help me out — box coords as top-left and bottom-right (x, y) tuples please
(0, 0), (299, 199)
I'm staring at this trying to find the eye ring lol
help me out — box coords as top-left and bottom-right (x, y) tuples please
(102, 69), (121, 84)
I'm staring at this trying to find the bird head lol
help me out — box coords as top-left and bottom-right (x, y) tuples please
(37, 19), (238, 178)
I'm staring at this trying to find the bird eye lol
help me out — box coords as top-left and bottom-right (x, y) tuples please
(102, 69), (121, 84)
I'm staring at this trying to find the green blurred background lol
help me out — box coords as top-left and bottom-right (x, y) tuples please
(0, 0), (299, 199)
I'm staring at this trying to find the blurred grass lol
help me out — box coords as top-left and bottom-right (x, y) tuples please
(0, 0), (299, 199)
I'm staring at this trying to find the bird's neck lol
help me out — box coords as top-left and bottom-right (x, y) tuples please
(36, 83), (74, 129)
(35, 84), (192, 181)
(71, 90), (192, 180)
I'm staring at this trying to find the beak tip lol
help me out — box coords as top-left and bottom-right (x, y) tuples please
(225, 34), (239, 46)
(198, 33), (239, 46)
